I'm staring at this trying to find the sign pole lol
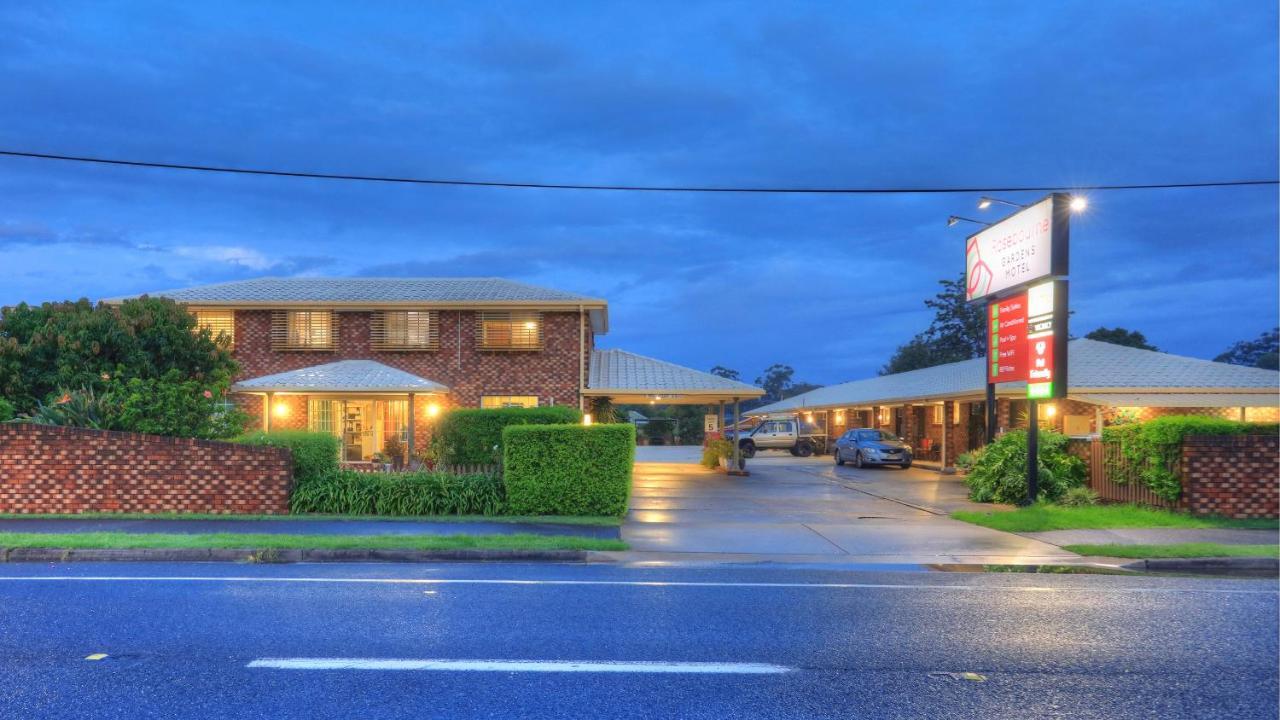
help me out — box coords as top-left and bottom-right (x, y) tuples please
(1026, 399), (1039, 504)
(985, 382), (997, 443)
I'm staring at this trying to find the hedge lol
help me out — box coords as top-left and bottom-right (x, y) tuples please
(503, 423), (634, 516)
(236, 430), (340, 484)
(963, 429), (1086, 504)
(434, 406), (581, 465)
(289, 469), (504, 516)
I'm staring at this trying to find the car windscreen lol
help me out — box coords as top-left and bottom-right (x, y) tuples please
(858, 430), (899, 442)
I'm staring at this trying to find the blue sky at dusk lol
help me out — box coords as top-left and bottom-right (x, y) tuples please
(1, 1), (1276, 385)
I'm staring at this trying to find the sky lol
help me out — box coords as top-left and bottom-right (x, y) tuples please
(1, 1), (1276, 385)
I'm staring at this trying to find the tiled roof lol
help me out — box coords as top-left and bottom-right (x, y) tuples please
(588, 349), (763, 396)
(232, 360), (449, 393)
(750, 339), (1279, 414)
(105, 277), (605, 305)
(1070, 392), (1279, 408)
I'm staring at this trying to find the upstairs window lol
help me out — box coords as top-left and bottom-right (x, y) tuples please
(372, 310), (438, 351)
(272, 310), (338, 351)
(193, 310), (235, 349)
(477, 311), (542, 351)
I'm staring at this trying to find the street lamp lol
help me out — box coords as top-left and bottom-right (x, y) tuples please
(977, 196), (1027, 210)
(947, 215), (992, 228)
(1069, 195), (1088, 212)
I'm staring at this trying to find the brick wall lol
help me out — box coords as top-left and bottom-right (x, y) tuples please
(1181, 434), (1279, 519)
(0, 424), (292, 514)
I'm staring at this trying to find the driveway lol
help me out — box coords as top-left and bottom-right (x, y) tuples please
(622, 452), (1079, 565)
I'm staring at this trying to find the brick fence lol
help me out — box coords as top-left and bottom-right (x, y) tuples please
(1181, 434), (1279, 519)
(0, 424), (292, 514)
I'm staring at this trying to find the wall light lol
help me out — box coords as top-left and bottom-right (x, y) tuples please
(1045, 404), (1057, 418)
(583, 413), (593, 426)
(426, 402), (440, 418)
(273, 402), (290, 418)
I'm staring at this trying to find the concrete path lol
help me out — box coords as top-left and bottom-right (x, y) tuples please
(0, 517), (621, 539)
(1025, 528), (1280, 547)
(620, 454), (1079, 565)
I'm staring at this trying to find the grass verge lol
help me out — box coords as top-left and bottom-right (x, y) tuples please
(1064, 543), (1280, 559)
(952, 504), (1279, 532)
(0, 512), (622, 527)
(0, 532), (627, 552)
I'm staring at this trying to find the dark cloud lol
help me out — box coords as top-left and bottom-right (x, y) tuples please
(0, 1), (1275, 382)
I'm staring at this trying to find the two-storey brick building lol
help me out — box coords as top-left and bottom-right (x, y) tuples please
(110, 277), (761, 463)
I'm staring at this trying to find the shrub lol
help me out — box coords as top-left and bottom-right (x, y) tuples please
(236, 430), (340, 484)
(503, 423), (635, 516)
(289, 469), (505, 516)
(701, 438), (734, 469)
(1058, 486), (1100, 507)
(1102, 415), (1278, 502)
(964, 429), (1087, 504)
(955, 448), (984, 472)
(0, 398), (12, 422)
(433, 406), (581, 465)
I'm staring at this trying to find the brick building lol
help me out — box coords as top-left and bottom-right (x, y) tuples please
(747, 339), (1279, 470)
(108, 277), (761, 463)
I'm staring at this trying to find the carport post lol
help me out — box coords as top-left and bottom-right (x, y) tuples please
(732, 397), (741, 470)
(407, 392), (416, 466)
(717, 400), (724, 438)
(265, 392), (274, 432)
(939, 402), (948, 470)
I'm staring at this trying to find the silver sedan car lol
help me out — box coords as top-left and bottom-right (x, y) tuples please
(833, 429), (913, 469)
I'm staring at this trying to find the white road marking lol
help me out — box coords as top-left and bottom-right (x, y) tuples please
(0, 575), (1272, 594)
(247, 658), (793, 674)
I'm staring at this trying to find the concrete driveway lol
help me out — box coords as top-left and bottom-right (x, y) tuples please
(622, 451), (1078, 565)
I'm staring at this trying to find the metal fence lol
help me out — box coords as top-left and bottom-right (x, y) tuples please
(1067, 438), (1179, 509)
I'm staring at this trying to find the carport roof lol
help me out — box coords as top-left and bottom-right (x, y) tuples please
(586, 349), (763, 404)
(748, 339), (1279, 414)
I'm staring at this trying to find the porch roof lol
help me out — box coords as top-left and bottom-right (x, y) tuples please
(585, 349), (763, 404)
(231, 360), (449, 394)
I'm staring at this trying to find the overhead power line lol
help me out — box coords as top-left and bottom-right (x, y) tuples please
(0, 149), (1276, 194)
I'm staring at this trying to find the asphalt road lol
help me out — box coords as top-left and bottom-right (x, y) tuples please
(0, 562), (1275, 719)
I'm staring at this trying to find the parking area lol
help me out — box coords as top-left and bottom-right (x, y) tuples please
(622, 450), (1076, 564)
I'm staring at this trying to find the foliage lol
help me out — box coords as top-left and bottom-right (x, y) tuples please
(16, 386), (114, 429)
(1102, 415), (1278, 502)
(882, 274), (987, 375)
(754, 364), (795, 403)
(0, 297), (237, 415)
(0, 398), (12, 422)
(503, 423), (635, 516)
(1058, 486), (1100, 507)
(955, 448), (984, 472)
(112, 371), (248, 438)
(1084, 327), (1157, 351)
(0, 531), (626, 552)
(701, 438), (734, 468)
(236, 430), (341, 484)
(382, 434), (406, 470)
(963, 429), (1086, 504)
(709, 366), (741, 381)
(588, 396), (619, 424)
(952, 504), (1278, 532)
(433, 406), (581, 465)
(1064, 543), (1280, 559)
(1215, 326), (1279, 370)
(643, 417), (673, 441)
(290, 468), (505, 516)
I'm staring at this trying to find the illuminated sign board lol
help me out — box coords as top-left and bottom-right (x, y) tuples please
(1024, 280), (1068, 400)
(988, 293), (1027, 383)
(965, 194), (1070, 303)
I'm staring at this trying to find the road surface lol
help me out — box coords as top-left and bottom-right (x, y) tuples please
(0, 562), (1274, 718)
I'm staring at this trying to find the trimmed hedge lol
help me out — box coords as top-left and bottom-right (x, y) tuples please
(434, 406), (581, 465)
(236, 430), (340, 484)
(503, 423), (635, 516)
(290, 469), (504, 516)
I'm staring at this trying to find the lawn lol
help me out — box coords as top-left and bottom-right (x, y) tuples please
(0, 532), (627, 552)
(1064, 543), (1280, 559)
(0, 512), (622, 527)
(952, 504), (1279, 533)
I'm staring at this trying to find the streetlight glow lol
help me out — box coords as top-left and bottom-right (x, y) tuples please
(1069, 195), (1088, 212)
(977, 198), (992, 209)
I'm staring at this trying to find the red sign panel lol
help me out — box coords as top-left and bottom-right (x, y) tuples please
(988, 293), (1027, 383)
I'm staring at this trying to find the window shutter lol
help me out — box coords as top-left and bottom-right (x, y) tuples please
(271, 310), (338, 351)
(372, 310), (438, 351)
(477, 311), (543, 351)
(193, 310), (235, 349)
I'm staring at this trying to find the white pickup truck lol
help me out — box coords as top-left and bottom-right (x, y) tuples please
(731, 414), (827, 458)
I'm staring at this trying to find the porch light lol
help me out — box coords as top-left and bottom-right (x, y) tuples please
(583, 413), (593, 426)
(273, 402), (290, 418)
(426, 402), (440, 418)
(1045, 404), (1057, 417)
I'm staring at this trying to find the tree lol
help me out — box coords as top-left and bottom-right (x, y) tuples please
(709, 365), (741, 381)
(881, 274), (986, 374)
(754, 364), (795, 403)
(1085, 327), (1157, 351)
(1215, 327), (1280, 370)
(0, 297), (244, 437)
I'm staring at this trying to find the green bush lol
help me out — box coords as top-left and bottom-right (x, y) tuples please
(701, 438), (734, 469)
(236, 430), (340, 484)
(433, 406), (581, 465)
(1058, 486), (1100, 507)
(289, 469), (504, 516)
(964, 429), (1087, 504)
(1102, 415), (1278, 502)
(0, 398), (12, 422)
(955, 448), (984, 472)
(503, 423), (635, 516)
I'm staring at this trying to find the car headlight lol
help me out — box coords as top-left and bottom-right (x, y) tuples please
(903, 447), (912, 453)
(863, 447), (879, 456)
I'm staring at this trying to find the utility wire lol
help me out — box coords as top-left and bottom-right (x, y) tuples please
(0, 149), (1276, 194)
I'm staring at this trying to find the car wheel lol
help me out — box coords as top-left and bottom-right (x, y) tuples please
(740, 441), (756, 459)
(835, 448), (845, 466)
(900, 462), (912, 470)
(853, 451), (863, 468)
(796, 442), (813, 457)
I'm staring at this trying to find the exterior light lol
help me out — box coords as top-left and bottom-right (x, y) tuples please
(977, 198), (992, 209)
(948, 215), (992, 228)
(1045, 404), (1057, 418)
(1069, 195), (1087, 212)
(947, 216), (959, 227)
(426, 402), (440, 418)
(977, 196), (1027, 210)
(273, 402), (289, 418)
(583, 413), (593, 426)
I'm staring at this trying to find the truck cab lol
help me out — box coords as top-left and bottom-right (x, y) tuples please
(736, 413), (827, 458)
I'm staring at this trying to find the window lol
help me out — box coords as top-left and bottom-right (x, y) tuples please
(481, 395), (539, 409)
(877, 407), (891, 425)
(193, 310), (234, 348)
(932, 405), (944, 425)
(308, 399), (339, 435)
(477, 311), (542, 350)
(372, 310), (438, 351)
(272, 310), (338, 350)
